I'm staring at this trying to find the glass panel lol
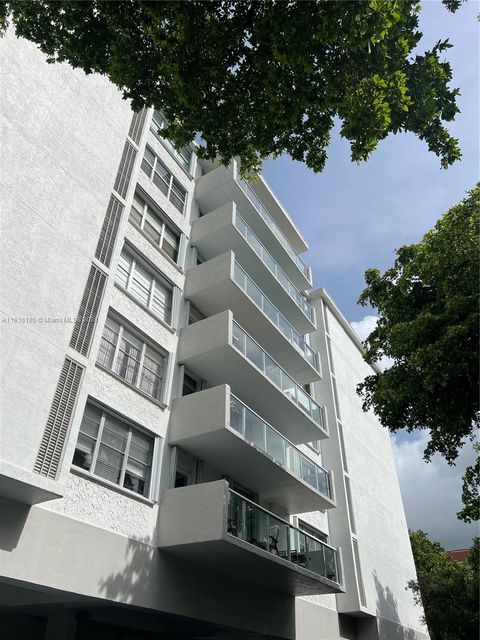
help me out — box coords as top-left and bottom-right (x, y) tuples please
(170, 178), (186, 213)
(140, 346), (164, 400)
(244, 408), (266, 450)
(235, 214), (247, 238)
(151, 280), (173, 324)
(232, 323), (245, 354)
(264, 354), (282, 388)
(182, 372), (198, 396)
(227, 491), (339, 581)
(130, 195), (144, 226)
(262, 296), (278, 324)
(265, 427), (286, 465)
(73, 432), (96, 470)
(245, 334), (264, 371)
(286, 444), (301, 477)
(116, 250), (132, 288)
(233, 262), (246, 290)
(301, 456), (318, 490)
(101, 416), (128, 452)
(94, 444), (124, 484)
(245, 276), (263, 308)
(131, 262), (152, 306)
(153, 161), (170, 197)
(230, 396), (245, 434)
(116, 329), (141, 384)
(97, 318), (120, 369)
(162, 226), (179, 261)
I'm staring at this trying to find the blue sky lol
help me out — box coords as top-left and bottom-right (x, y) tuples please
(262, 1), (479, 549)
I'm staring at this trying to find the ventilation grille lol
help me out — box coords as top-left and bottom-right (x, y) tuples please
(95, 195), (124, 267)
(114, 141), (136, 198)
(34, 358), (84, 479)
(129, 108), (147, 144)
(70, 265), (107, 356)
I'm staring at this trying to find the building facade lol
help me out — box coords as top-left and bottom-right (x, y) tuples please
(0, 30), (429, 640)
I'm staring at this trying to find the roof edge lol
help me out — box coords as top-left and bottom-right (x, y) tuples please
(308, 287), (382, 375)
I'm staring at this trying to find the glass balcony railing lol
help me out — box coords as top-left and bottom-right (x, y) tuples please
(234, 213), (314, 322)
(233, 262), (318, 371)
(234, 169), (310, 280)
(230, 395), (331, 498)
(232, 321), (327, 432)
(228, 490), (341, 583)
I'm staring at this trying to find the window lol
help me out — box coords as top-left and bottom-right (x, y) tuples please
(141, 146), (187, 214)
(72, 403), (155, 498)
(188, 304), (205, 325)
(97, 315), (166, 402)
(129, 193), (180, 262)
(182, 370), (200, 396)
(174, 449), (201, 488)
(150, 110), (193, 173)
(298, 519), (328, 543)
(309, 440), (322, 453)
(116, 246), (174, 326)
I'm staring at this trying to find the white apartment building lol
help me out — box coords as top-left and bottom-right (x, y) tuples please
(0, 30), (429, 640)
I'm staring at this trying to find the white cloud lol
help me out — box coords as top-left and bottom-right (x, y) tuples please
(391, 431), (478, 550)
(351, 314), (379, 341)
(350, 315), (394, 369)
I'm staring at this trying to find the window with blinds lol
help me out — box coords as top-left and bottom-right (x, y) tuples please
(129, 193), (180, 263)
(116, 247), (173, 326)
(150, 110), (193, 173)
(141, 146), (187, 214)
(97, 315), (166, 402)
(72, 402), (155, 498)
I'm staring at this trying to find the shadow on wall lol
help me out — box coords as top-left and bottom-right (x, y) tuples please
(0, 498), (30, 552)
(97, 536), (295, 639)
(373, 571), (417, 640)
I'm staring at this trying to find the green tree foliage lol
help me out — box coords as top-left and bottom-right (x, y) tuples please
(408, 531), (479, 640)
(0, 0), (463, 174)
(358, 185), (479, 520)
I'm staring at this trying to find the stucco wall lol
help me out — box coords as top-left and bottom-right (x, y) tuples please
(323, 298), (428, 636)
(0, 29), (132, 471)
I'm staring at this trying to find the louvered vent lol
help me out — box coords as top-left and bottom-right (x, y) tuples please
(70, 265), (107, 356)
(95, 195), (124, 267)
(114, 141), (136, 198)
(34, 358), (84, 479)
(128, 108), (147, 144)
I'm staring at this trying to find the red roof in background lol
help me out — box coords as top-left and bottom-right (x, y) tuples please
(446, 549), (470, 563)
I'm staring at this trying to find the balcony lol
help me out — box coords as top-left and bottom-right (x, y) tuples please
(0, 460), (63, 505)
(158, 480), (343, 596)
(191, 203), (315, 333)
(185, 252), (320, 383)
(178, 310), (327, 444)
(195, 163), (312, 290)
(169, 385), (334, 513)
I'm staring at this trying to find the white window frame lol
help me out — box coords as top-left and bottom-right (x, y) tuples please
(97, 314), (168, 405)
(129, 193), (182, 265)
(141, 145), (188, 215)
(116, 245), (176, 328)
(72, 402), (159, 501)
